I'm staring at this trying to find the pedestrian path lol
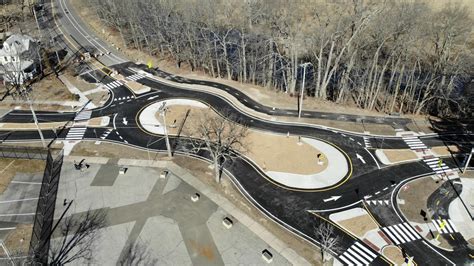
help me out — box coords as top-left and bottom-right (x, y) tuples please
(100, 129), (113, 140)
(338, 241), (377, 265)
(432, 219), (458, 234)
(363, 136), (372, 148)
(423, 157), (454, 175)
(65, 127), (87, 140)
(75, 110), (92, 121)
(103, 80), (123, 90)
(402, 136), (427, 150)
(381, 222), (421, 245)
(126, 73), (147, 81)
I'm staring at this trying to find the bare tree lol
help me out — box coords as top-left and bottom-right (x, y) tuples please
(314, 222), (342, 263)
(0, 36), (46, 146)
(118, 239), (158, 266)
(48, 209), (107, 265)
(183, 110), (248, 183)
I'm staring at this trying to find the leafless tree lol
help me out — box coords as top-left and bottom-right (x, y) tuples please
(84, 0), (474, 118)
(0, 37), (46, 146)
(183, 110), (248, 183)
(48, 209), (107, 265)
(118, 239), (158, 266)
(314, 222), (343, 263)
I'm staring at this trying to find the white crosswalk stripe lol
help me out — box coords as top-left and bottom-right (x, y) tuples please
(381, 223), (421, 245)
(103, 80), (123, 89)
(402, 136), (427, 150)
(65, 127), (87, 140)
(366, 200), (390, 205)
(339, 242), (377, 265)
(423, 157), (455, 175)
(74, 110), (92, 121)
(432, 219), (458, 234)
(363, 137), (371, 148)
(100, 129), (113, 140)
(126, 73), (146, 81)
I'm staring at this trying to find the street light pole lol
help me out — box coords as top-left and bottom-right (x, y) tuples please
(298, 63), (310, 119)
(463, 148), (473, 173)
(158, 102), (172, 158)
(28, 97), (46, 148)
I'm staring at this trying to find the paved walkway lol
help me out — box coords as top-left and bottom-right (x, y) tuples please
(58, 75), (96, 109)
(63, 155), (311, 265)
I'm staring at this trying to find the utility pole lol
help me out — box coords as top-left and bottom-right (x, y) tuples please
(29, 99), (46, 148)
(158, 102), (172, 158)
(298, 63), (311, 118)
(463, 148), (473, 173)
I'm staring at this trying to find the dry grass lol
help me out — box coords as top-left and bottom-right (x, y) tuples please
(398, 176), (442, 223)
(70, 141), (167, 160)
(29, 74), (73, 102)
(65, 72), (97, 92)
(382, 246), (405, 265)
(0, 121), (66, 130)
(0, 159), (45, 194)
(431, 145), (460, 156)
(87, 116), (108, 127)
(382, 149), (418, 163)
(2, 224), (33, 256)
(172, 155), (322, 265)
(163, 105), (327, 174)
(336, 213), (379, 238)
(126, 81), (147, 94)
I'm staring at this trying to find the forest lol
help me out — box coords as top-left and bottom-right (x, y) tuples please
(84, 0), (474, 118)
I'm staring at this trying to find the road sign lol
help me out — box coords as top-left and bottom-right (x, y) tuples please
(147, 60), (153, 68)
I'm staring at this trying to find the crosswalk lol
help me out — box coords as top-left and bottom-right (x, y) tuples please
(363, 137), (372, 148)
(65, 127), (87, 140)
(100, 129), (113, 140)
(339, 241), (377, 265)
(126, 73), (146, 81)
(432, 219), (458, 234)
(423, 157), (454, 175)
(366, 200), (389, 206)
(402, 136), (427, 150)
(103, 80), (123, 90)
(381, 223), (421, 245)
(75, 110), (91, 121)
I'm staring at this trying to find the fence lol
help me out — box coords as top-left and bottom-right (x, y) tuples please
(0, 146), (49, 160)
(29, 149), (64, 264)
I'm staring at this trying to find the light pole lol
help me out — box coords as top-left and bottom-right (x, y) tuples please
(298, 62), (311, 118)
(158, 102), (172, 158)
(463, 148), (473, 173)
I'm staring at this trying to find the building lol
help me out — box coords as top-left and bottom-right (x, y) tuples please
(0, 34), (40, 84)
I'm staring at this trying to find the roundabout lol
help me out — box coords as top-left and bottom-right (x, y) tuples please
(137, 99), (351, 190)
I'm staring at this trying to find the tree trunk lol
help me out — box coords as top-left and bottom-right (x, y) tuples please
(214, 158), (220, 183)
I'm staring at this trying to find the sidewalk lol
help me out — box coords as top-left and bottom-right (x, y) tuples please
(64, 155), (312, 265)
(58, 75), (96, 109)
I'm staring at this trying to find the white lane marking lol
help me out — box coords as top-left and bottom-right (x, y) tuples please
(10, 181), (42, 185)
(0, 198), (39, 204)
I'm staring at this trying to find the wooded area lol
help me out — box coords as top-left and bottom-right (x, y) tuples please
(84, 0), (474, 118)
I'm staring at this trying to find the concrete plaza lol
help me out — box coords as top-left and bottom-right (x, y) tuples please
(53, 158), (293, 265)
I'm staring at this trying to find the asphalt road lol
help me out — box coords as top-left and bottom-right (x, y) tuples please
(0, 0), (472, 265)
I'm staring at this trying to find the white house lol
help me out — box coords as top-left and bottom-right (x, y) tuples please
(0, 34), (40, 84)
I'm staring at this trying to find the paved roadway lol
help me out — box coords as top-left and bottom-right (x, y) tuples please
(1, 0), (472, 264)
